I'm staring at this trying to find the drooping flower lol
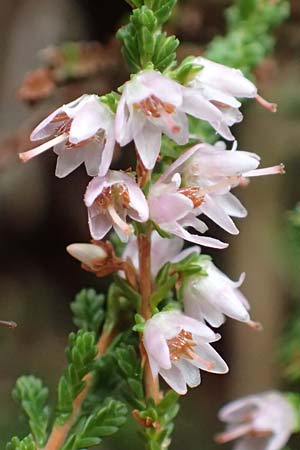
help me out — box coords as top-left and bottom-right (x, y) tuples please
(115, 70), (235, 170)
(188, 57), (277, 126)
(122, 231), (199, 279)
(19, 95), (115, 178)
(84, 170), (149, 242)
(216, 391), (298, 450)
(156, 142), (284, 235)
(183, 259), (260, 329)
(143, 311), (228, 395)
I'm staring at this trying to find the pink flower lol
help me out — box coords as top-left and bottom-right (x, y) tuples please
(122, 231), (199, 279)
(84, 170), (149, 242)
(183, 260), (260, 329)
(188, 57), (277, 123)
(157, 142), (284, 235)
(115, 70), (235, 170)
(143, 311), (228, 395)
(19, 95), (115, 178)
(216, 391), (298, 450)
(148, 165), (229, 249)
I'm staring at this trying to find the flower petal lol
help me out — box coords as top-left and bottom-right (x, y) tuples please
(159, 365), (187, 395)
(134, 122), (162, 170)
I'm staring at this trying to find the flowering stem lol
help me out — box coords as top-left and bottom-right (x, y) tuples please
(137, 233), (160, 404)
(44, 329), (114, 450)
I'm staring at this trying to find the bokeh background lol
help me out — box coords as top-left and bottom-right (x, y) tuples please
(0, 0), (300, 448)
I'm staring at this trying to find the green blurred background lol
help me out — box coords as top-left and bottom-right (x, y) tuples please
(0, 0), (300, 448)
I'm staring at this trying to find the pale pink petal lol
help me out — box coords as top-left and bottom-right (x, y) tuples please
(159, 144), (201, 182)
(149, 193), (193, 223)
(84, 176), (109, 207)
(138, 70), (183, 106)
(162, 222), (228, 249)
(191, 343), (229, 374)
(201, 85), (241, 108)
(97, 126), (115, 177)
(215, 192), (247, 218)
(159, 110), (189, 145)
(218, 395), (260, 422)
(88, 211), (112, 240)
(151, 232), (183, 274)
(179, 213), (209, 233)
(30, 106), (65, 141)
(83, 141), (106, 177)
(200, 194), (239, 235)
(69, 99), (110, 144)
(134, 122), (162, 170)
(195, 57), (257, 98)
(175, 359), (201, 388)
(54, 144), (85, 178)
(234, 436), (270, 450)
(144, 322), (171, 370)
(115, 93), (132, 145)
(125, 178), (149, 223)
(173, 313), (216, 340)
(159, 365), (187, 395)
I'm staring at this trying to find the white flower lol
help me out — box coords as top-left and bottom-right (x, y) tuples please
(183, 260), (260, 329)
(84, 170), (149, 242)
(115, 70), (235, 170)
(216, 391), (298, 450)
(19, 95), (115, 178)
(188, 57), (277, 125)
(143, 311), (228, 395)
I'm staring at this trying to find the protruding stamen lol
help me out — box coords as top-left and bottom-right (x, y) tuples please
(19, 133), (68, 162)
(243, 164), (285, 178)
(247, 320), (263, 331)
(187, 349), (215, 371)
(0, 320), (17, 329)
(159, 108), (180, 134)
(107, 204), (133, 236)
(256, 94), (277, 113)
(215, 424), (253, 444)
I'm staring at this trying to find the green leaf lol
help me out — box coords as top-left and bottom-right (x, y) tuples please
(114, 276), (141, 310)
(55, 330), (98, 425)
(61, 400), (127, 450)
(71, 289), (105, 334)
(12, 376), (50, 447)
(100, 91), (120, 113)
(150, 274), (178, 309)
(6, 436), (36, 450)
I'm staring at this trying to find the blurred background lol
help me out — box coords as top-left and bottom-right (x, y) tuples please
(0, 0), (300, 448)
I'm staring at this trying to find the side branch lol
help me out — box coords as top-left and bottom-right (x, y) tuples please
(44, 330), (114, 450)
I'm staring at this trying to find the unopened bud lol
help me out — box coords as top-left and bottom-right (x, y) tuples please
(66, 243), (107, 269)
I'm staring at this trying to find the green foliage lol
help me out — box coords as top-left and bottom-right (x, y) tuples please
(56, 330), (98, 425)
(117, 1), (178, 72)
(115, 344), (145, 408)
(100, 92), (120, 113)
(143, 391), (180, 450)
(6, 436), (36, 450)
(61, 400), (127, 450)
(12, 376), (50, 448)
(206, 0), (289, 73)
(150, 273), (178, 310)
(71, 289), (105, 334)
(279, 317), (300, 383)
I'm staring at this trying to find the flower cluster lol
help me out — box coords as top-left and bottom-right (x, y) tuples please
(19, 55), (293, 450)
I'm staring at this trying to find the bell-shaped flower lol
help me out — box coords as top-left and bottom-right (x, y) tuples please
(143, 311), (228, 395)
(122, 231), (199, 279)
(157, 142), (284, 235)
(188, 57), (277, 125)
(84, 170), (149, 242)
(19, 95), (115, 178)
(216, 391), (298, 450)
(183, 259), (260, 329)
(115, 70), (235, 170)
(148, 170), (228, 249)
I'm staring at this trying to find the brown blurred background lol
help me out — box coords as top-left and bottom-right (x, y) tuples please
(0, 0), (300, 448)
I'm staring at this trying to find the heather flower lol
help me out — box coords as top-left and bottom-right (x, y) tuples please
(158, 142), (284, 235)
(19, 95), (115, 177)
(115, 70), (235, 170)
(84, 170), (149, 241)
(143, 311), (228, 395)
(188, 57), (277, 125)
(216, 391), (298, 450)
(183, 259), (260, 329)
(148, 165), (229, 248)
(122, 231), (199, 279)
